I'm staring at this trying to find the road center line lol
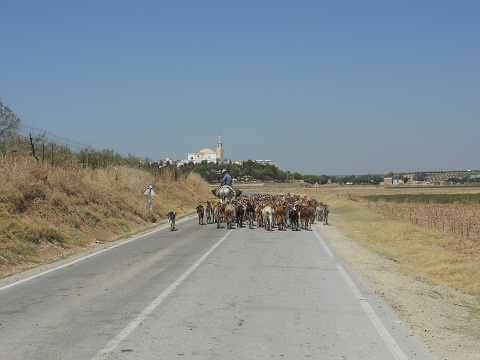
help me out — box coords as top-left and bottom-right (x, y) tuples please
(92, 229), (234, 359)
(313, 228), (409, 360)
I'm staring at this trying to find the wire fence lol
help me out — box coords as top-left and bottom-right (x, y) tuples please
(17, 122), (95, 151)
(0, 122), (152, 170)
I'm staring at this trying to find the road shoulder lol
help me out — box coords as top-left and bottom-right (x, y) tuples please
(315, 215), (480, 360)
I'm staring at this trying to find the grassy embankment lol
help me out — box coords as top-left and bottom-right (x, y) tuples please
(0, 156), (213, 278)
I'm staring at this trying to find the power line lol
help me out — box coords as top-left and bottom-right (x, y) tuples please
(18, 123), (98, 152)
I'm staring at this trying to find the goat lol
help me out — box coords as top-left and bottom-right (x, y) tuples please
(196, 204), (204, 225)
(168, 211), (176, 231)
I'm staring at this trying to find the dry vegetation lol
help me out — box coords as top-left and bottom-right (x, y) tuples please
(0, 156), (213, 278)
(367, 200), (480, 241)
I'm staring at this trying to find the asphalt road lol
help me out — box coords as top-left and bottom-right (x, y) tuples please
(0, 217), (432, 360)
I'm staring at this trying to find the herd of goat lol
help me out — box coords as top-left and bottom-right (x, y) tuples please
(195, 193), (329, 231)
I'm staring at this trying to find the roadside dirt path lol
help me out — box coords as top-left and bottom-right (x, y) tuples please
(317, 214), (480, 360)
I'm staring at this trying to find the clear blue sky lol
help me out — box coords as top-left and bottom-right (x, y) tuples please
(1, 0), (479, 175)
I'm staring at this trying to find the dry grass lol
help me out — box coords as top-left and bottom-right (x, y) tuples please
(367, 201), (480, 240)
(331, 189), (480, 297)
(0, 156), (213, 278)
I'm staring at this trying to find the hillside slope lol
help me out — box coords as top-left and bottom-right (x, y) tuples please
(0, 159), (213, 278)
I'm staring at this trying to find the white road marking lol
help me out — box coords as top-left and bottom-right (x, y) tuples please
(92, 229), (234, 359)
(313, 228), (409, 360)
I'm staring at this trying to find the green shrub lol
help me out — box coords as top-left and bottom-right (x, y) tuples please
(23, 226), (64, 246)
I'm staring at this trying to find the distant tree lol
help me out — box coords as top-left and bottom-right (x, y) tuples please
(252, 168), (265, 180)
(303, 174), (325, 184)
(243, 159), (254, 168)
(342, 175), (356, 184)
(276, 169), (287, 181)
(285, 171), (293, 182)
(0, 99), (21, 138)
(370, 175), (383, 184)
(292, 172), (302, 180)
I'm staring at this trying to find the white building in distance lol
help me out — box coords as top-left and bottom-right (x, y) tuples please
(162, 136), (277, 168)
(186, 135), (224, 164)
(255, 159), (278, 167)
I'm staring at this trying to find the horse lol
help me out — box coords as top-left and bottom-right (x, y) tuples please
(215, 185), (235, 204)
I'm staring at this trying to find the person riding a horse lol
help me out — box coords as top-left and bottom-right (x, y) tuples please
(220, 169), (232, 186)
(212, 169), (241, 202)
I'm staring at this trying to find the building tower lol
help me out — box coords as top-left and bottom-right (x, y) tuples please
(216, 134), (224, 162)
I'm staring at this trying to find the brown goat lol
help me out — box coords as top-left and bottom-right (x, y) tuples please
(196, 204), (204, 225)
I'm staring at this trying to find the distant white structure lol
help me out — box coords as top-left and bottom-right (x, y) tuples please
(161, 136), (278, 168)
(187, 148), (217, 164)
(216, 135), (224, 162)
(186, 135), (224, 164)
(163, 157), (182, 167)
(255, 159), (278, 167)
